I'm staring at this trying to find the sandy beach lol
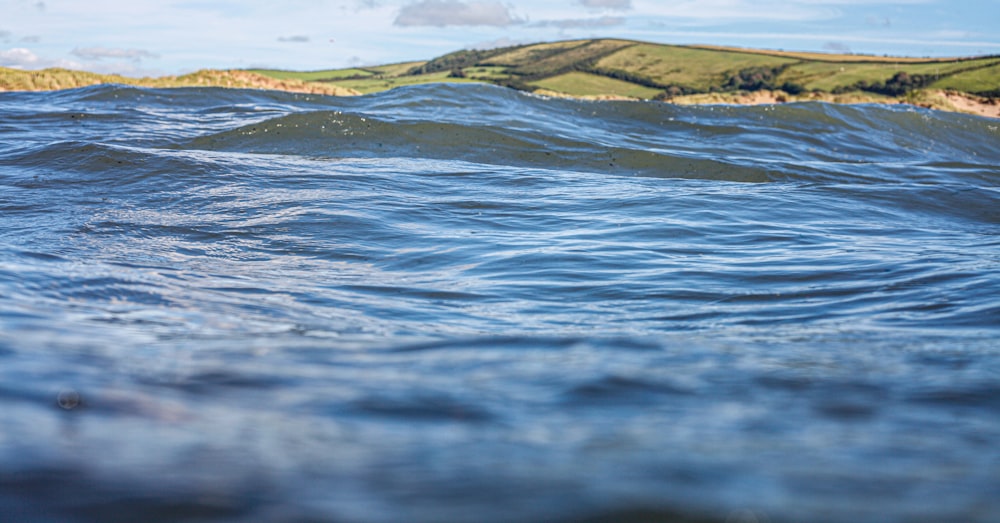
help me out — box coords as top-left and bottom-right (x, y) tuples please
(667, 89), (1000, 119)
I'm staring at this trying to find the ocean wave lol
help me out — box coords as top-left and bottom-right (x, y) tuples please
(1, 83), (999, 522)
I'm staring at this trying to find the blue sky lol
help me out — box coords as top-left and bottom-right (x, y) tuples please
(2, 0), (998, 76)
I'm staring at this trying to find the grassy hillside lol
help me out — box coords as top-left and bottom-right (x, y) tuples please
(689, 44), (966, 63)
(245, 68), (376, 82)
(3, 39), (997, 117)
(247, 39), (999, 108)
(0, 67), (358, 95)
(532, 71), (662, 99)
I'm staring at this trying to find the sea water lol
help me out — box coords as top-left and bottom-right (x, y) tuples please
(1, 83), (999, 522)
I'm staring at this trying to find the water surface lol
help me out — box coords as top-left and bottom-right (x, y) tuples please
(1, 84), (999, 522)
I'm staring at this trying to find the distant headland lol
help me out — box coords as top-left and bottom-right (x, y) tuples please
(3, 39), (998, 118)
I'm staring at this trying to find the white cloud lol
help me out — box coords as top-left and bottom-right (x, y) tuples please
(0, 47), (82, 69)
(532, 15), (627, 29)
(628, 28), (1000, 50)
(1, 0), (996, 74)
(578, 0), (631, 10)
(634, 0), (838, 22)
(0, 46), (166, 76)
(467, 36), (532, 50)
(823, 41), (851, 53)
(278, 35), (311, 42)
(70, 47), (159, 62)
(395, 0), (524, 27)
(0, 47), (39, 67)
(931, 30), (972, 39)
(171, 1), (253, 17)
(866, 15), (891, 27)
(793, 0), (929, 4)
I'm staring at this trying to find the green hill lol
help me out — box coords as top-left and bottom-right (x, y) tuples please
(249, 38), (1000, 110)
(3, 39), (997, 117)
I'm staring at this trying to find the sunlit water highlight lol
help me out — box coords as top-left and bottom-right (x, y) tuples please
(1, 84), (999, 522)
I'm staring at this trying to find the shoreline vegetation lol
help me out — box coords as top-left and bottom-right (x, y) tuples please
(0, 68), (359, 96)
(3, 39), (998, 118)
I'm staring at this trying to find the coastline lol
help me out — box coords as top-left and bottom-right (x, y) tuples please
(0, 67), (359, 96)
(671, 89), (1000, 119)
(2, 66), (996, 119)
(535, 88), (1000, 119)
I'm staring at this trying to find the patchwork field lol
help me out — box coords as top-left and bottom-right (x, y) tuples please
(3, 39), (997, 117)
(247, 39), (999, 103)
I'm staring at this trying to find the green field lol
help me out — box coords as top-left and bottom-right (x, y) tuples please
(365, 61), (427, 77)
(594, 44), (797, 91)
(244, 39), (998, 102)
(531, 71), (662, 99)
(773, 58), (1000, 92)
(245, 68), (375, 82)
(497, 39), (635, 76)
(464, 66), (514, 81)
(4, 38), (997, 116)
(690, 44), (965, 63)
(332, 70), (479, 94)
(930, 62), (1000, 95)
(481, 40), (589, 67)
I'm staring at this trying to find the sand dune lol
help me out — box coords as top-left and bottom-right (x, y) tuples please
(0, 67), (359, 96)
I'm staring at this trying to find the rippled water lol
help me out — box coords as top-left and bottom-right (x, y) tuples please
(1, 84), (999, 522)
